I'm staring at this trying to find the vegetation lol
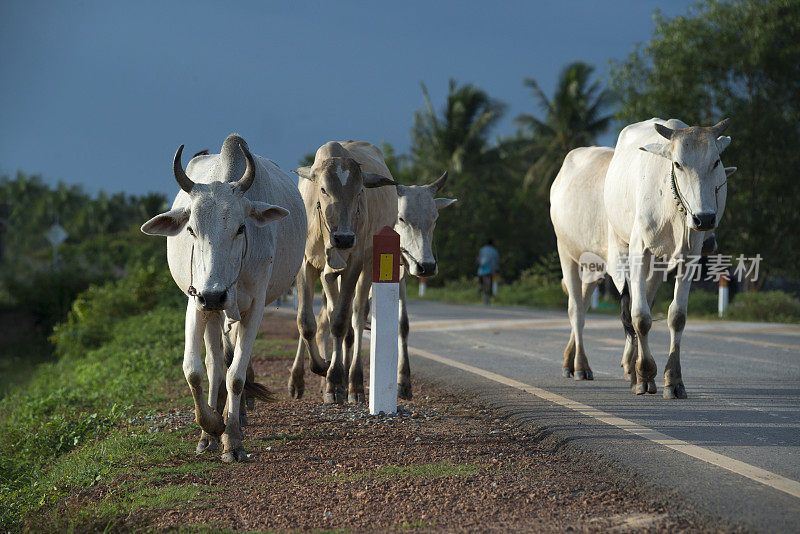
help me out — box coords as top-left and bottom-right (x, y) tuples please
(610, 0), (800, 280)
(515, 62), (616, 192)
(0, 265), (191, 530)
(0, 174), (168, 393)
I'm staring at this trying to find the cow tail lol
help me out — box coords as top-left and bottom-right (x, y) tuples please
(244, 380), (277, 403)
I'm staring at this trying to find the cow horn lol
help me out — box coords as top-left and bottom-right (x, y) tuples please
(428, 171), (449, 193)
(173, 145), (195, 193)
(711, 118), (731, 136)
(654, 123), (674, 140)
(235, 143), (256, 193)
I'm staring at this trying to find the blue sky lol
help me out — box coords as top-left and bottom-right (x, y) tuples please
(0, 0), (695, 197)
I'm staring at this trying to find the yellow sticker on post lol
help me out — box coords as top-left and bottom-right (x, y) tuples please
(379, 254), (393, 281)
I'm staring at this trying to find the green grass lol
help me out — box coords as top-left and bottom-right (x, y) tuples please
(400, 519), (437, 529)
(0, 266), (210, 531)
(252, 336), (296, 359)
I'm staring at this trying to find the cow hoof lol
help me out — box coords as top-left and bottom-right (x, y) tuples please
(561, 368), (574, 378)
(647, 380), (657, 394)
(398, 383), (413, 400)
(239, 413), (249, 427)
(663, 383), (687, 399)
(195, 436), (219, 454)
(634, 383), (646, 395)
(288, 380), (304, 400)
(221, 447), (252, 463)
(246, 395), (255, 410)
(324, 388), (346, 404)
(348, 393), (365, 404)
(574, 370), (594, 381)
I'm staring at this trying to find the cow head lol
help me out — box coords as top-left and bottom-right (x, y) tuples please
(639, 119), (736, 231)
(141, 144), (288, 311)
(295, 152), (395, 255)
(394, 171), (457, 277)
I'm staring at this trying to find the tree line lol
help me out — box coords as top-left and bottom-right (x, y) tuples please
(379, 0), (799, 284)
(2, 0), (797, 322)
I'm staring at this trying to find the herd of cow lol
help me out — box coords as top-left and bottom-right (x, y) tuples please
(141, 117), (733, 462)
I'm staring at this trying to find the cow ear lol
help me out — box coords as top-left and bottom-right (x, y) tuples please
(141, 208), (189, 236)
(249, 201), (289, 227)
(725, 166), (737, 177)
(363, 172), (396, 188)
(292, 166), (315, 182)
(434, 198), (457, 210)
(716, 136), (732, 154)
(639, 143), (672, 160)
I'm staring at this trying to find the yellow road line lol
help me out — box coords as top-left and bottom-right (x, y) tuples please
(410, 346), (800, 500)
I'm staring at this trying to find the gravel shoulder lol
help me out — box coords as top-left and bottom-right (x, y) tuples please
(73, 311), (734, 532)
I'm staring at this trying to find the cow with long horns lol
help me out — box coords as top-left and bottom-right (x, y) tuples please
(142, 134), (306, 461)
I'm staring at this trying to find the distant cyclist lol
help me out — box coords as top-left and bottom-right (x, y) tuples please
(477, 238), (499, 304)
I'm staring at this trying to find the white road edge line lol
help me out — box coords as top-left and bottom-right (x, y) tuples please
(409, 346), (800, 500)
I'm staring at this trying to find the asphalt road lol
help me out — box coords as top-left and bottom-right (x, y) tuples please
(403, 299), (800, 532)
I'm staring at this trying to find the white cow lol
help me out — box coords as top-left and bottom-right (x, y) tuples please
(604, 119), (736, 398)
(550, 146), (615, 380)
(313, 172), (457, 399)
(289, 141), (397, 404)
(142, 134), (306, 461)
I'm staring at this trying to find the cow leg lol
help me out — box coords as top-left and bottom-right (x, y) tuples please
(221, 295), (264, 463)
(348, 269), (372, 403)
(573, 279), (597, 380)
(630, 248), (657, 395)
(316, 293), (330, 362)
(196, 312), (224, 454)
(182, 301), (225, 441)
(397, 276), (413, 400)
(558, 248), (593, 380)
(290, 261), (326, 399)
(323, 265), (360, 404)
(664, 274), (691, 399)
(620, 285), (638, 386)
(562, 331), (576, 378)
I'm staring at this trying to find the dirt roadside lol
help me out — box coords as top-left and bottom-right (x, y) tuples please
(110, 311), (732, 532)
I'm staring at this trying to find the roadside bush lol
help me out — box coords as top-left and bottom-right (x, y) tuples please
(0, 261), (186, 529)
(1, 266), (103, 330)
(51, 261), (183, 358)
(0, 305), (185, 529)
(727, 290), (800, 323)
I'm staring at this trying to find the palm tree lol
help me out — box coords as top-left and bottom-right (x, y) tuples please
(411, 79), (506, 179)
(515, 62), (616, 192)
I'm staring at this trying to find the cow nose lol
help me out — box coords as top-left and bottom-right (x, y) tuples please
(418, 262), (437, 276)
(332, 232), (355, 249)
(692, 212), (716, 231)
(197, 288), (227, 310)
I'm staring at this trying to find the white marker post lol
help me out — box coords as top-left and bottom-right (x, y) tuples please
(719, 275), (729, 318)
(369, 226), (400, 415)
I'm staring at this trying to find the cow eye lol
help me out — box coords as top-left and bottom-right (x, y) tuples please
(237, 225), (245, 235)
(713, 159), (721, 169)
(674, 162), (681, 170)
(187, 226), (195, 236)
(320, 187), (328, 196)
